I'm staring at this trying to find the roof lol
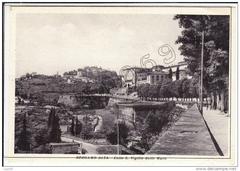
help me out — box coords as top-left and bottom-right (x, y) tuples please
(164, 63), (187, 69)
(150, 71), (168, 75)
(172, 69), (187, 73)
(122, 67), (151, 72)
(152, 65), (164, 68)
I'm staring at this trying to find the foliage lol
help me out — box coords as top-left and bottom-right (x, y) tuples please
(174, 15), (229, 94)
(142, 83), (150, 99)
(106, 121), (129, 145)
(81, 124), (93, 140)
(136, 76), (204, 99)
(70, 117), (75, 136)
(159, 79), (172, 98)
(48, 108), (61, 143)
(168, 68), (173, 79)
(16, 113), (31, 151)
(16, 66), (121, 104)
(169, 79), (183, 98)
(75, 118), (82, 136)
(35, 128), (49, 146)
(70, 117), (82, 136)
(144, 111), (165, 135)
(148, 84), (161, 99)
(176, 67), (180, 80)
(189, 75), (200, 98)
(181, 78), (191, 98)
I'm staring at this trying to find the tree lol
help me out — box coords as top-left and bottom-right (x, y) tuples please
(169, 80), (183, 99)
(106, 121), (129, 145)
(75, 118), (82, 136)
(206, 42), (229, 111)
(168, 68), (173, 79)
(155, 84), (162, 100)
(189, 75), (200, 99)
(148, 85), (159, 100)
(26, 73), (31, 79)
(47, 109), (54, 128)
(136, 84), (144, 99)
(81, 123), (93, 140)
(144, 111), (164, 135)
(174, 15), (229, 111)
(159, 79), (172, 99)
(176, 67), (180, 80)
(35, 128), (49, 146)
(48, 108), (61, 143)
(17, 113), (31, 151)
(181, 78), (191, 99)
(142, 83), (150, 100)
(70, 117), (75, 136)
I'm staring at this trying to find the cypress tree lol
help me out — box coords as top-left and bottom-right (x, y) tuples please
(47, 108), (54, 128)
(168, 68), (173, 79)
(17, 113), (30, 151)
(75, 118), (82, 136)
(48, 108), (61, 143)
(176, 67), (180, 80)
(54, 115), (61, 142)
(70, 117), (75, 136)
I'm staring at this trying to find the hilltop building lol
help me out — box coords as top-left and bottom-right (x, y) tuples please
(63, 69), (95, 83)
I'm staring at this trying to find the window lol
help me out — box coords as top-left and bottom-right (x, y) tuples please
(151, 75), (154, 84)
(156, 75), (159, 81)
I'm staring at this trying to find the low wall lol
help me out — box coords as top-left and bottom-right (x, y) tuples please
(58, 94), (79, 108)
(58, 94), (109, 109)
(107, 97), (136, 107)
(49, 142), (80, 154)
(117, 101), (175, 125)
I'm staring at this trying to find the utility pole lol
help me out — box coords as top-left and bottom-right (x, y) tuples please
(116, 105), (120, 155)
(200, 30), (204, 115)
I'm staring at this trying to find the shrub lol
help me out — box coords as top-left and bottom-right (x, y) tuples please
(106, 121), (129, 145)
(81, 124), (94, 140)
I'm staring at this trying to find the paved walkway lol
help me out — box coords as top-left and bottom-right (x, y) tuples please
(147, 104), (219, 155)
(202, 107), (229, 156)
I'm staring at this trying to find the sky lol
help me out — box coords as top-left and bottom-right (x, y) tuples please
(16, 13), (184, 77)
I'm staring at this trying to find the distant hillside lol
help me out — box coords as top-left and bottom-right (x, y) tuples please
(16, 67), (121, 105)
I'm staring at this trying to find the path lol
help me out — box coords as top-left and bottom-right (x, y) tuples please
(202, 107), (229, 156)
(147, 104), (219, 155)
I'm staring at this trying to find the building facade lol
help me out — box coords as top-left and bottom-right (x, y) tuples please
(122, 61), (191, 87)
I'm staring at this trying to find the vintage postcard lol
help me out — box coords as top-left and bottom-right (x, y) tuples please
(2, 2), (238, 167)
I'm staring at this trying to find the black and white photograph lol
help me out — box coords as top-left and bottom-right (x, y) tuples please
(2, 2), (238, 167)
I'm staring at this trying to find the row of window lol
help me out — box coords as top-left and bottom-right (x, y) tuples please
(137, 74), (167, 82)
(151, 75), (166, 81)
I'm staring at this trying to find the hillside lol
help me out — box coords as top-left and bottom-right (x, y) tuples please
(16, 67), (121, 105)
